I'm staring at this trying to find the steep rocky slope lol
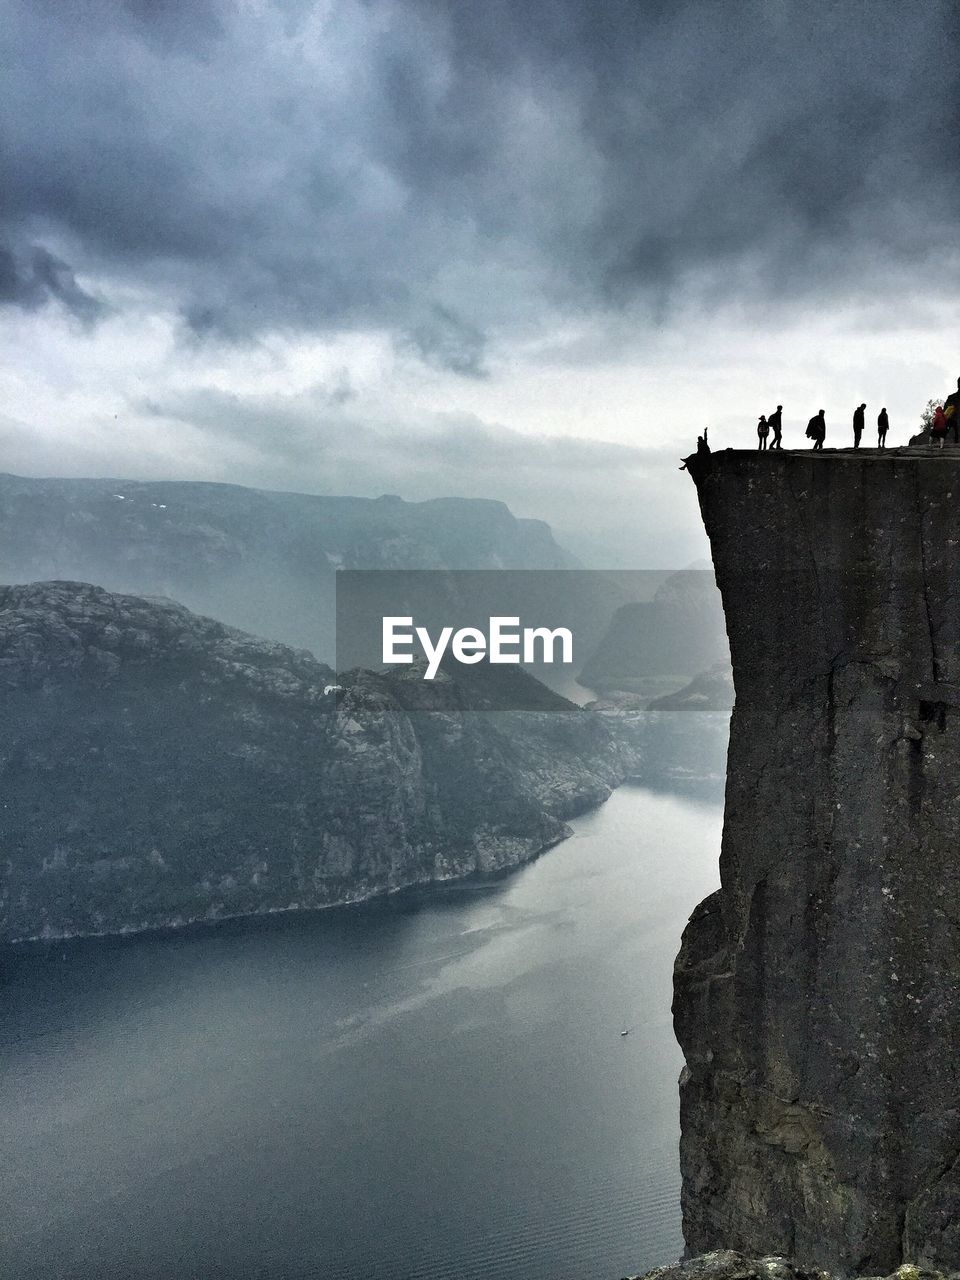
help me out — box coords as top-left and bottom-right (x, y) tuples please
(0, 581), (636, 943)
(675, 449), (960, 1273)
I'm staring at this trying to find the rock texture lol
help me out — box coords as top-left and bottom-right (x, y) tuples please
(675, 449), (960, 1274)
(0, 581), (637, 943)
(629, 1250), (960, 1280)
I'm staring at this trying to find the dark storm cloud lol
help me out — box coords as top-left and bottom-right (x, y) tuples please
(2, 0), (957, 357)
(0, 243), (109, 325)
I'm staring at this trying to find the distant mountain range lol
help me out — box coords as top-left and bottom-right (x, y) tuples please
(0, 474), (731, 690)
(0, 474), (733, 941)
(0, 474), (575, 662)
(578, 569), (728, 695)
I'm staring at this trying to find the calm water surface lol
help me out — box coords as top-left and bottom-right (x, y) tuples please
(2, 783), (722, 1280)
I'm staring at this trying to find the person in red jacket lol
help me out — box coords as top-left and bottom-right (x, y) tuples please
(932, 405), (948, 450)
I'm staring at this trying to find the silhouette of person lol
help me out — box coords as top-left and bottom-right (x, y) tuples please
(853, 403), (866, 449)
(806, 410), (826, 451)
(768, 405), (783, 449)
(945, 377), (960, 444)
(679, 428), (711, 470)
(877, 407), (889, 449)
(757, 415), (769, 451)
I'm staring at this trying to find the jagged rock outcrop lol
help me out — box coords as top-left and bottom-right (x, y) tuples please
(628, 1250), (960, 1280)
(675, 450), (960, 1274)
(0, 581), (637, 943)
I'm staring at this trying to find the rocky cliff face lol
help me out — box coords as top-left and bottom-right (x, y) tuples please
(0, 581), (635, 943)
(630, 1249), (955, 1280)
(675, 450), (960, 1274)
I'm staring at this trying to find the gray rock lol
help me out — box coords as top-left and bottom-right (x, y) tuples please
(0, 581), (638, 942)
(675, 450), (960, 1273)
(627, 1251), (960, 1280)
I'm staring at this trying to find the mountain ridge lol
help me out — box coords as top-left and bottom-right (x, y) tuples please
(0, 579), (637, 944)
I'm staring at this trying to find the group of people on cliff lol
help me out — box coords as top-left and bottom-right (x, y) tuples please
(751, 377), (960, 451)
(681, 378), (960, 469)
(756, 404), (889, 451)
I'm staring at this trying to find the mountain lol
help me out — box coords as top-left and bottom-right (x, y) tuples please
(0, 581), (637, 943)
(0, 474), (575, 662)
(647, 663), (734, 711)
(676, 448), (960, 1272)
(577, 569), (728, 695)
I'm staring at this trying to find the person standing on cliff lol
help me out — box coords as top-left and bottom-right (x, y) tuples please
(757, 415), (769, 450)
(932, 405), (949, 449)
(944, 377), (960, 444)
(806, 409), (826, 450)
(768, 405), (783, 449)
(877, 407), (889, 448)
(852, 402), (866, 449)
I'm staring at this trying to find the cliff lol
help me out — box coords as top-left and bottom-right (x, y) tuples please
(675, 449), (960, 1274)
(0, 581), (636, 943)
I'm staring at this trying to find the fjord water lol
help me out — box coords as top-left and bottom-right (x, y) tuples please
(2, 783), (721, 1280)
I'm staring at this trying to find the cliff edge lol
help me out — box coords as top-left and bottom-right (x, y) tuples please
(675, 450), (960, 1274)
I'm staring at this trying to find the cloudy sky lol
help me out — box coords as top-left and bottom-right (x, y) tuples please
(2, 0), (958, 564)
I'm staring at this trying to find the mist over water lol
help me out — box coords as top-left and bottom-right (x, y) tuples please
(2, 784), (721, 1280)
